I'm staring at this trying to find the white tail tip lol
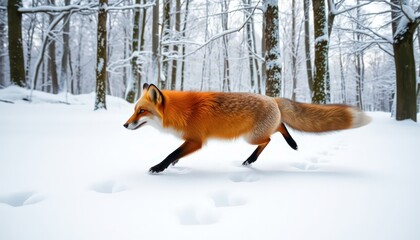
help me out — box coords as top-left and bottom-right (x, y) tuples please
(350, 108), (372, 129)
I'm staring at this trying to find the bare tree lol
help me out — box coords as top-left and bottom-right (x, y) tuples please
(47, 0), (59, 94)
(60, 0), (72, 94)
(94, 0), (108, 110)
(0, 1), (6, 87)
(390, 0), (419, 121)
(152, 0), (160, 87)
(303, 0), (313, 95)
(353, 0), (364, 109)
(264, 0), (282, 97)
(170, 0), (181, 90)
(291, 0), (298, 101)
(126, 0), (142, 103)
(221, 0), (231, 92)
(311, 0), (328, 104)
(180, 0), (190, 91)
(160, 0), (170, 89)
(7, 0), (25, 87)
(243, 0), (256, 92)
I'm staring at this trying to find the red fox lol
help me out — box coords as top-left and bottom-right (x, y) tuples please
(124, 83), (371, 173)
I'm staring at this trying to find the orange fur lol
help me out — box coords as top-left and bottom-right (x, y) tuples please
(124, 84), (370, 173)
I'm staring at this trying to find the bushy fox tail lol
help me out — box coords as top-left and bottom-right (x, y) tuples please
(275, 98), (371, 133)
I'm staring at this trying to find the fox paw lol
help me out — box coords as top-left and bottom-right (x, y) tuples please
(149, 164), (166, 174)
(242, 160), (252, 166)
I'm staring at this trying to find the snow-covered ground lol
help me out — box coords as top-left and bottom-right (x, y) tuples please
(1, 87), (419, 240)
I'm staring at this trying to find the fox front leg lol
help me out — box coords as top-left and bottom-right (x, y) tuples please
(149, 140), (202, 173)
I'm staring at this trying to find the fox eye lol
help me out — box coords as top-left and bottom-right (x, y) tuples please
(139, 109), (145, 114)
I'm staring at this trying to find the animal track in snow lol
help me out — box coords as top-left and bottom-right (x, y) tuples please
(167, 166), (192, 175)
(210, 190), (246, 207)
(0, 191), (45, 207)
(178, 205), (220, 225)
(229, 172), (260, 183)
(90, 180), (127, 194)
(290, 162), (321, 171)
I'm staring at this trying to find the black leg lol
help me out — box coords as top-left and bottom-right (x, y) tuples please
(149, 140), (202, 173)
(278, 123), (298, 150)
(242, 139), (270, 166)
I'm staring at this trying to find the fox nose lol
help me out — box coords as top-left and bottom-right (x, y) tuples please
(123, 123), (129, 128)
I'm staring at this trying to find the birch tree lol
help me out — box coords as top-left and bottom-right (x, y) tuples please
(152, 0), (159, 87)
(170, 0), (181, 90)
(160, 0), (170, 89)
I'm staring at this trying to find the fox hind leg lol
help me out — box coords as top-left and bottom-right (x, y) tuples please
(278, 123), (298, 150)
(242, 139), (271, 166)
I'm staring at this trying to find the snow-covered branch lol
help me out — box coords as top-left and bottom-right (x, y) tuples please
(19, 1), (155, 14)
(329, 0), (372, 16)
(179, 0), (261, 59)
(336, 27), (393, 44)
(107, 51), (153, 73)
(105, 2), (155, 11)
(19, 3), (97, 14)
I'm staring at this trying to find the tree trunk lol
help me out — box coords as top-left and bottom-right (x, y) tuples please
(200, 0), (209, 91)
(250, 13), (261, 94)
(264, 0), (281, 97)
(303, 0), (313, 96)
(48, 32), (59, 93)
(60, 0), (71, 94)
(48, 0), (59, 94)
(0, 1), (6, 87)
(243, 0), (255, 92)
(170, 0), (181, 90)
(180, 0), (190, 91)
(94, 0), (108, 110)
(311, 0), (328, 104)
(390, 0), (418, 121)
(24, 1), (36, 87)
(337, 30), (346, 104)
(291, 0), (297, 101)
(75, 20), (83, 95)
(393, 32), (417, 121)
(152, 0), (160, 86)
(354, 0), (364, 109)
(160, 0), (170, 89)
(137, 1), (147, 96)
(7, 0), (26, 87)
(221, 0), (231, 92)
(126, 0), (142, 103)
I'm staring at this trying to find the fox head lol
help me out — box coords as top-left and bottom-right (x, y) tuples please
(123, 83), (164, 130)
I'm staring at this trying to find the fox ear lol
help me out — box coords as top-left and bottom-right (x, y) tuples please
(147, 84), (164, 105)
(142, 83), (149, 90)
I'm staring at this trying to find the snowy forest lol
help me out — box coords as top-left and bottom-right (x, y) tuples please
(0, 0), (419, 120)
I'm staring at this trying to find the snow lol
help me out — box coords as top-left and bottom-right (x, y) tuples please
(97, 58), (104, 73)
(315, 35), (329, 44)
(1, 87), (420, 240)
